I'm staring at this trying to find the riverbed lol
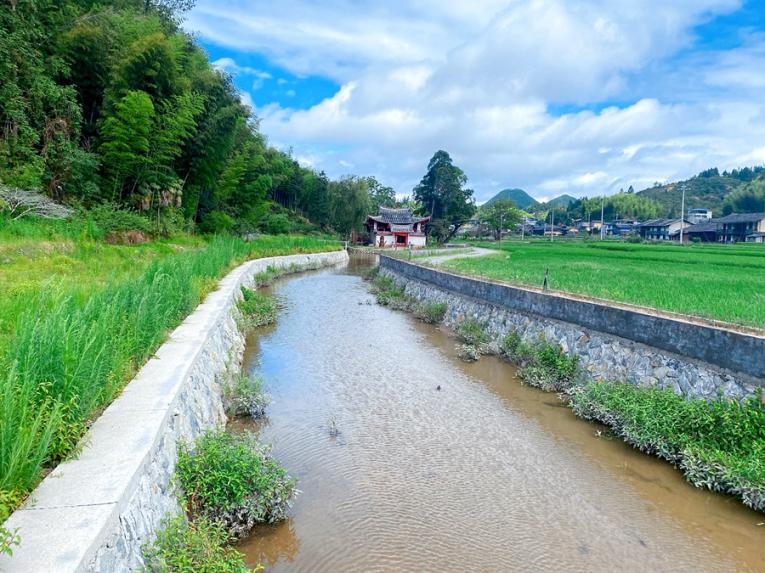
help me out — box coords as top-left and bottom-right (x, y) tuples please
(234, 262), (764, 573)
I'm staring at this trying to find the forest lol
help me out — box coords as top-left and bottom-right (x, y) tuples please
(0, 0), (448, 238)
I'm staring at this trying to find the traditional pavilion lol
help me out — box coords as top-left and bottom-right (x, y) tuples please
(365, 207), (430, 248)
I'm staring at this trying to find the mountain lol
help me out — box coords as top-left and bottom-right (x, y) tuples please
(636, 167), (764, 217)
(545, 194), (577, 208)
(484, 188), (539, 210)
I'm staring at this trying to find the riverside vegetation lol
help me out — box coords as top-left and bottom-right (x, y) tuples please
(366, 267), (447, 324)
(368, 270), (765, 513)
(0, 215), (338, 551)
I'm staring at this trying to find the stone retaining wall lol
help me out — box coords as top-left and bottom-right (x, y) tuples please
(380, 257), (762, 400)
(0, 249), (348, 573)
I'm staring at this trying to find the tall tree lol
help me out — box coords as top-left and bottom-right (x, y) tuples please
(479, 199), (523, 240)
(413, 150), (475, 242)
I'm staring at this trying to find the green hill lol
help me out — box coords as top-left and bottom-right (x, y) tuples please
(545, 194), (577, 208)
(636, 167), (764, 217)
(485, 188), (539, 209)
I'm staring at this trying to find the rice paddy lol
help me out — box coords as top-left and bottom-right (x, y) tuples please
(443, 240), (765, 328)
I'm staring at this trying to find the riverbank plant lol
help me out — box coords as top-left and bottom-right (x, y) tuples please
(368, 272), (448, 325)
(223, 374), (270, 419)
(415, 302), (447, 324)
(0, 228), (339, 520)
(569, 382), (765, 512)
(142, 515), (258, 573)
(236, 288), (278, 331)
(176, 431), (297, 539)
(501, 331), (580, 392)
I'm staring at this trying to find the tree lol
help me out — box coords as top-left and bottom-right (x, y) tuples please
(412, 150), (475, 242)
(479, 199), (523, 240)
(99, 90), (155, 200)
(365, 176), (396, 208)
(329, 176), (372, 237)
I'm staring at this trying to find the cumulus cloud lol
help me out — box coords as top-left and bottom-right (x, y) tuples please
(191, 0), (765, 202)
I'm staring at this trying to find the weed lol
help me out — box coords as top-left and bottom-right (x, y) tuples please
(569, 381), (765, 512)
(223, 374), (270, 419)
(415, 302), (447, 324)
(176, 431), (297, 539)
(500, 330), (579, 392)
(142, 515), (259, 573)
(456, 319), (491, 348)
(236, 288), (278, 331)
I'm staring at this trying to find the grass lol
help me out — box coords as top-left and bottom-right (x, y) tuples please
(569, 382), (765, 512)
(0, 216), (340, 523)
(236, 288), (278, 331)
(142, 515), (258, 573)
(176, 431), (296, 539)
(443, 240), (765, 328)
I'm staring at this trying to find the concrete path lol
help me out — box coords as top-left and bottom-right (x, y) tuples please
(417, 246), (495, 266)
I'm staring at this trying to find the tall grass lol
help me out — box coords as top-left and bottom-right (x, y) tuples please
(0, 233), (340, 519)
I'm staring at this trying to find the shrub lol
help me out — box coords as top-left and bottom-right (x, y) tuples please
(200, 211), (236, 234)
(87, 202), (151, 236)
(0, 491), (21, 557)
(223, 374), (269, 419)
(260, 213), (290, 235)
(416, 302), (447, 324)
(500, 330), (579, 392)
(456, 319), (490, 348)
(176, 431), (296, 539)
(371, 275), (409, 310)
(569, 382), (765, 511)
(142, 515), (258, 573)
(236, 288), (278, 331)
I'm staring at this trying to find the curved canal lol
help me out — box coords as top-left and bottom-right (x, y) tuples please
(234, 262), (764, 573)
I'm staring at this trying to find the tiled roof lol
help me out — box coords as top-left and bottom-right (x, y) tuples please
(715, 212), (765, 224)
(369, 207), (430, 224)
(640, 218), (683, 228)
(684, 221), (719, 233)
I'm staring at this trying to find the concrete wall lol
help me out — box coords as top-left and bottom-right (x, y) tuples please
(380, 256), (764, 394)
(0, 250), (348, 573)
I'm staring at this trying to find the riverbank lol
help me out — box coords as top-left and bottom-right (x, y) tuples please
(234, 263), (764, 572)
(0, 239), (346, 571)
(374, 257), (765, 513)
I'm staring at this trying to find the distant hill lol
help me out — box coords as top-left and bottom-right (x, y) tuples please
(545, 194), (577, 208)
(484, 188), (539, 210)
(636, 167), (764, 217)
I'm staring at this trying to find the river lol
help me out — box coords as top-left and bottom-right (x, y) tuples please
(233, 261), (764, 573)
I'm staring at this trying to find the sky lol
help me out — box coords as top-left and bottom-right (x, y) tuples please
(186, 0), (765, 203)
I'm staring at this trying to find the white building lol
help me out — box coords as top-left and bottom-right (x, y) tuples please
(365, 207), (430, 248)
(687, 208), (713, 224)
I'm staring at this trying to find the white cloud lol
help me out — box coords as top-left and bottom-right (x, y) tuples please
(191, 0), (765, 203)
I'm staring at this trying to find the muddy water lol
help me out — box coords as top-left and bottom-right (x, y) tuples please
(235, 263), (764, 573)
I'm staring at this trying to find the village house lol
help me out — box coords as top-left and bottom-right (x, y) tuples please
(674, 220), (719, 242)
(715, 212), (765, 243)
(687, 208), (713, 225)
(639, 218), (689, 241)
(746, 232), (765, 243)
(365, 207), (430, 248)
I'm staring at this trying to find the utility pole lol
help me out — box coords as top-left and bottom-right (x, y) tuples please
(600, 195), (605, 240)
(679, 183), (686, 244)
(550, 208), (555, 242)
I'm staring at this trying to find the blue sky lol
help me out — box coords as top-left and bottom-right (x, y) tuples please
(188, 0), (765, 202)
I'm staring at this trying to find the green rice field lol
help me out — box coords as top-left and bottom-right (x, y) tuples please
(443, 240), (765, 328)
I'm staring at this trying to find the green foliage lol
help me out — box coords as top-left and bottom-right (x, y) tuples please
(0, 223), (339, 517)
(500, 332), (579, 392)
(479, 199), (524, 240)
(567, 191), (661, 223)
(722, 177), (765, 215)
(87, 203), (152, 236)
(456, 319), (491, 348)
(416, 302), (447, 324)
(176, 431), (297, 538)
(371, 275), (409, 309)
(223, 374), (270, 419)
(0, 490), (21, 556)
(329, 176), (373, 237)
(446, 240), (765, 327)
(569, 382), (765, 511)
(200, 211), (236, 234)
(413, 150), (476, 242)
(236, 288), (278, 331)
(142, 515), (258, 573)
